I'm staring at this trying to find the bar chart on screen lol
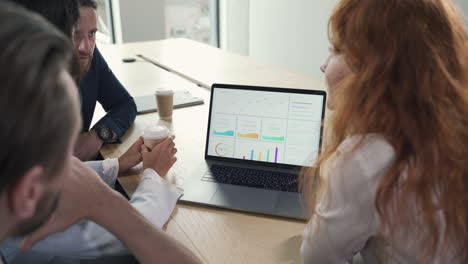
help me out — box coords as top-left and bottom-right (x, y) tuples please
(207, 88), (325, 166)
(234, 140), (284, 163)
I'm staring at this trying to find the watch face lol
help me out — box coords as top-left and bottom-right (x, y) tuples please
(100, 127), (110, 139)
(97, 126), (117, 143)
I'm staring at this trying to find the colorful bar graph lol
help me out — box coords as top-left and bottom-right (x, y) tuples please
(274, 147), (278, 163)
(213, 130), (234, 136)
(262, 136), (285, 142)
(237, 132), (259, 139)
(258, 152), (262, 161)
(250, 150), (254, 160)
(267, 149), (270, 162)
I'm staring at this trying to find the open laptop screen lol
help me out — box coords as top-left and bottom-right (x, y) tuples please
(206, 84), (326, 168)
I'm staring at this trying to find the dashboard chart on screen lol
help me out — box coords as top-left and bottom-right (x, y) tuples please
(207, 88), (323, 167)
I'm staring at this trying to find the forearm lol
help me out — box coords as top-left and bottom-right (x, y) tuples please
(74, 130), (103, 161)
(1, 168), (175, 260)
(94, 98), (136, 139)
(93, 47), (136, 139)
(1, 220), (130, 259)
(92, 192), (201, 264)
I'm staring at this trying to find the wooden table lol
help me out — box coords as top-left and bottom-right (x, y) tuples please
(97, 39), (326, 264)
(103, 38), (326, 91)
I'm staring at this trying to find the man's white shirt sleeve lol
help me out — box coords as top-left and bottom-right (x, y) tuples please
(0, 159), (182, 261)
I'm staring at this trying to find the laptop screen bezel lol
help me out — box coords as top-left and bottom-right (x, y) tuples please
(205, 83), (327, 170)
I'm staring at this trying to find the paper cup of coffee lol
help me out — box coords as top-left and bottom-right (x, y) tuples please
(155, 88), (174, 121)
(143, 125), (170, 149)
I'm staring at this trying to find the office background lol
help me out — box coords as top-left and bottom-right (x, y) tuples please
(97, 0), (468, 80)
(77, 2), (468, 262)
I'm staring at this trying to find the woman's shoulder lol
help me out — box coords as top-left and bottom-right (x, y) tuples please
(337, 134), (392, 153)
(335, 134), (396, 179)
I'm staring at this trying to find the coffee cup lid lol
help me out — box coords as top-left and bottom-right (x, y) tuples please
(155, 88), (174, 96)
(143, 126), (170, 139)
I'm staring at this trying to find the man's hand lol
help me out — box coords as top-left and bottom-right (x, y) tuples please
(74, 130), (103, 161)
(21, 157), (120, 251)
(142, 136), (177, 177)
(118, 137), (144, 173)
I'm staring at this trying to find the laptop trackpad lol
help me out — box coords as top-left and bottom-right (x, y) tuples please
(210, 185), (278, 212)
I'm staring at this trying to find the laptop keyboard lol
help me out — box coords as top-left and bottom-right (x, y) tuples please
(203, 164), (299, 193)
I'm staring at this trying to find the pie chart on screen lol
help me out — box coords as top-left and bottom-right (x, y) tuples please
(215, 143), (228, 157)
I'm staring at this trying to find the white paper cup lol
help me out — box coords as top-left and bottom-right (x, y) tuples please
(142, 125), (170, 149)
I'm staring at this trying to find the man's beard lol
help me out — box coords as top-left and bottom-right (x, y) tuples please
(13, 191), (60, 237)
(79, 54), (93, 78)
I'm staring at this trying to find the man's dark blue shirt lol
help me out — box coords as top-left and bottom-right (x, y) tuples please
(80, 47), (136, 140)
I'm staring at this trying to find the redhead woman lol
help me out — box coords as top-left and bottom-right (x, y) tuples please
(301, 0), (468, 263)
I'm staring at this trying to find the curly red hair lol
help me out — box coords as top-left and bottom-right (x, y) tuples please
(301, 0), (468, 261)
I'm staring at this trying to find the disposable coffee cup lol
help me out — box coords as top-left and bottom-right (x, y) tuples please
(155, 89), (174, 121)
(143, 125), (170, 150)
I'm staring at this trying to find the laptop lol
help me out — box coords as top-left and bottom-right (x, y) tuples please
(180, 84), (326, 219)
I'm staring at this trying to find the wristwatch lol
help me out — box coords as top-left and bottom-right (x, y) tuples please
(93, 125), (119, 144)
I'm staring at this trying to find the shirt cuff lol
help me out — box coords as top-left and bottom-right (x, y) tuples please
(141, 169), (183, 195)
(129, 169), (183, 228)
(102, 158), (119, 188)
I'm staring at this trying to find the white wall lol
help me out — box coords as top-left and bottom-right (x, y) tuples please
(112, 0), (166, 43)
(222, 0), (466, 80)
(219, 0), (250, 56)
(454, 0), (468, 23)
(220, 0), (337, 79)
(248, 1), (337, 80)
(455, 0), (468, 13)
